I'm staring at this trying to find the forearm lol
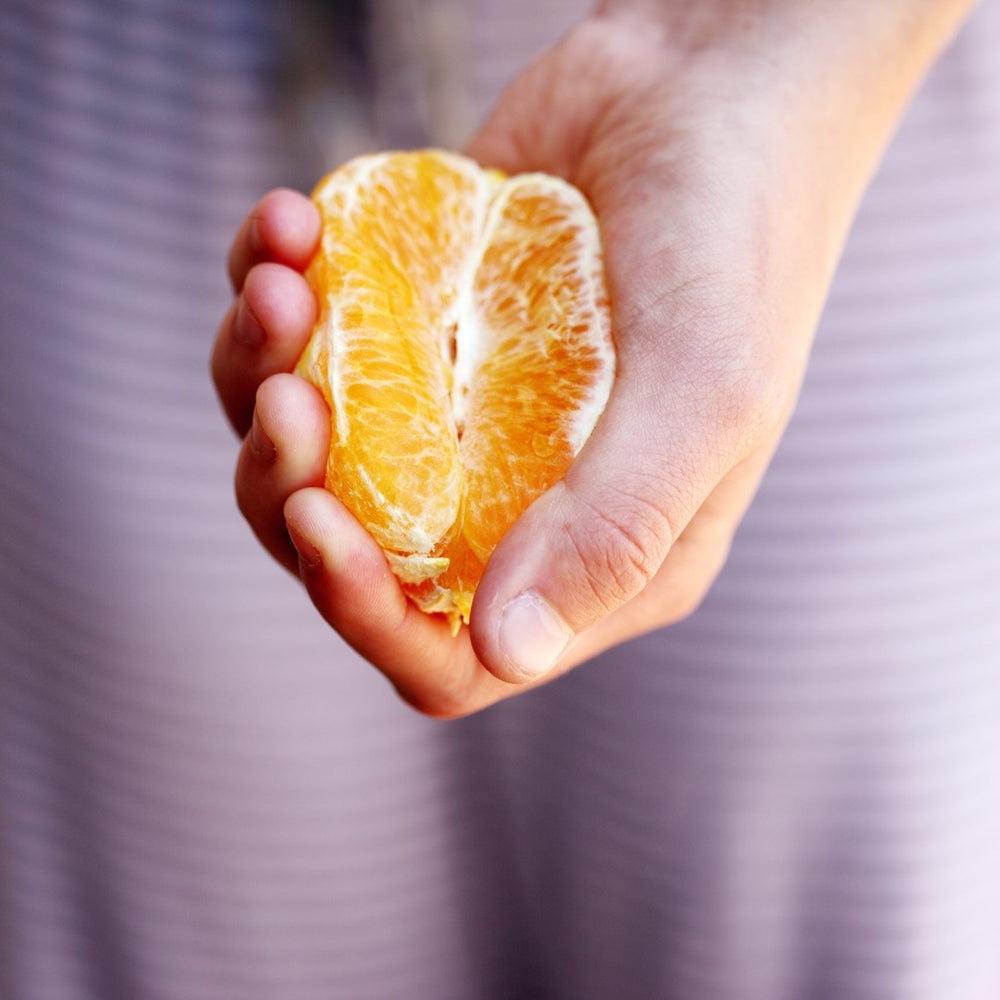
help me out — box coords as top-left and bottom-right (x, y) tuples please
(595, 0), (976, 82)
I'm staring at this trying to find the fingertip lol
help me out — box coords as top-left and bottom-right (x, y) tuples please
(231, 291), (267, 349)
(254, 371), (329, 467)
(285, 517), (322, 570)
(255, 188), (321, 271)
(228, 188), (320, 290)
(283, 487), (391, 590)
(490, 589), (574, 684)
(212, 264), (320, 439)
(242, 262), (318, 352)
(468, 554), (568, 685)
(282, 488), (331, 568)
(248, 407), (277, 463)
(468, 468), (664, 681)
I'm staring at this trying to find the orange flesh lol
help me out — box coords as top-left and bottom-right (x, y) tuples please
(296, 150), (613, 629)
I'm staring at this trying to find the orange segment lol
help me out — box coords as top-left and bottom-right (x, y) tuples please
(297, 152), (497, 555)
(461, 175), (613, 563)
(295, 149), (614, 631)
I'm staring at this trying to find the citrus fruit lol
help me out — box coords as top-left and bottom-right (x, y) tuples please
(295, 149), (614, 631)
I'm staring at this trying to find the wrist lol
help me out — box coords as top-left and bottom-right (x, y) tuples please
(586, 0), (975, 226)
(592, 0), (975, 130)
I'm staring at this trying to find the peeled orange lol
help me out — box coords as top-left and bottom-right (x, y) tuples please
(295, 149), (614, 631)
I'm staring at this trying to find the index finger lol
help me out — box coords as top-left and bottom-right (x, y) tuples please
(228, 188), (321, 291)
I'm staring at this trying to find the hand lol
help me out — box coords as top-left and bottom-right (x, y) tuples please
(212, 0), (971, 716)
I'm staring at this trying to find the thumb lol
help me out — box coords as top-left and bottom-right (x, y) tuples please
(467, 325), (773, 683)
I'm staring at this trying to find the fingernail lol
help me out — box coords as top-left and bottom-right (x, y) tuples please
(287, 525), (321, 569)
(248, 215), (263, 255)
(232, 295), (266, 347)
(249, 411), (276, 461)
(498, 590), (572, 681)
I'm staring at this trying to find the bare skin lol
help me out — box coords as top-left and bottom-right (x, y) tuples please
(212, 0), (975, 716)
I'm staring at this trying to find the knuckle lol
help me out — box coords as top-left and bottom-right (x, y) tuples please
(713, 356), (790, 439)
(565, 484), (674, 614)
(656, 302), (795, 456)
(682, 322), (793, 449)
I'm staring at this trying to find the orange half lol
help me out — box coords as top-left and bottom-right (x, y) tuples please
(295, 149), (614, 630)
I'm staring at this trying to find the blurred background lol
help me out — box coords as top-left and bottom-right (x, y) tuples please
(2, 2), (999, 998)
